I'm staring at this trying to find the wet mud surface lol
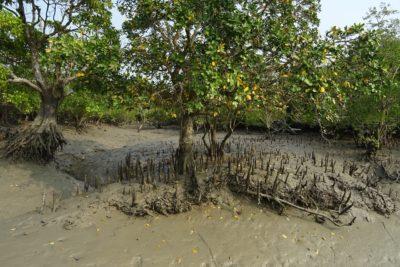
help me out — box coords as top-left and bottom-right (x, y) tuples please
(0, 125), (400, 266)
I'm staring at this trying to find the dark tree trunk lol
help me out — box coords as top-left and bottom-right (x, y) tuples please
(203, 121), (219, 160)
(176, 113), (194, 175)
(33, 93), (59, 126)
(203, 119), (234, 160)
(209, 122), (218, 159)
(5, 90), (66, 162)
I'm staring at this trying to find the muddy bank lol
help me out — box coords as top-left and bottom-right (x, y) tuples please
(0, 160), (79, 220)
(56, 125), (179, 183)
(1, 125), (400, 266)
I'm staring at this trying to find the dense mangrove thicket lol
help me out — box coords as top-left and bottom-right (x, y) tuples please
(0, 1), (399, 162)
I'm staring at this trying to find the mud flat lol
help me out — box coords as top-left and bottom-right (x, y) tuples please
(0, 125), (399, 267)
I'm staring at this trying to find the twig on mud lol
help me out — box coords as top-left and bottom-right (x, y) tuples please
(40, 191), (46, 214)
(330, 246), (336, 265)
(246, 189), (356, 227)
(381, 222), (397, 245)
(197, 232), (218, 266)
(52, 191), (63, 212)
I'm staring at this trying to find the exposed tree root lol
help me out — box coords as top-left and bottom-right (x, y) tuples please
(374, 163), (400, 183)
(245, 188), (356, 227)
(5, 121), (66, 163)
(108, 134), (397, 226)
(109, 183), (193, 217)
(0, 126), (19, 140)
(227, 173), (357, 227)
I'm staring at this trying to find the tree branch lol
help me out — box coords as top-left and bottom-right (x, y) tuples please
(0, 5), (19, 17)
(63, 68), (87, 86)
(63, 75), (78, 86)
(8, 73), (42, 93)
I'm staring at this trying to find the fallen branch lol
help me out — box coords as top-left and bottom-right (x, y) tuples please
(246, 189), (356, 227)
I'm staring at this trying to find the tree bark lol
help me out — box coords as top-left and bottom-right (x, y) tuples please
(209, 122), (218, 158)
(33, 93), (60, 126)
(202, 121), (218, 160)
(203, 119), (235, 160)
(176, 113), (194, 175)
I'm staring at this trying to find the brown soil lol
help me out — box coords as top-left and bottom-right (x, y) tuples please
(1, 125), (400, 266)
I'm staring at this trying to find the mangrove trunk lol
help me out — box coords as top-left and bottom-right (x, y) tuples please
(176, 113), (194, 175)
(5, 92), (66, 162)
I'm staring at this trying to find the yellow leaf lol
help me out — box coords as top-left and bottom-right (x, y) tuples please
(244, 86), (249, 93)
(217, 43), (225, 52)
(343, 81), (351, 88)
(236, 76), (243, 86)
(76, 72), (85, 78)
(319, 87), (326, 93)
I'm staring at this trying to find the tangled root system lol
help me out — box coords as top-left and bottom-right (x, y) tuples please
(5, 122), (66, 163)
(108, 183), (193, 216)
